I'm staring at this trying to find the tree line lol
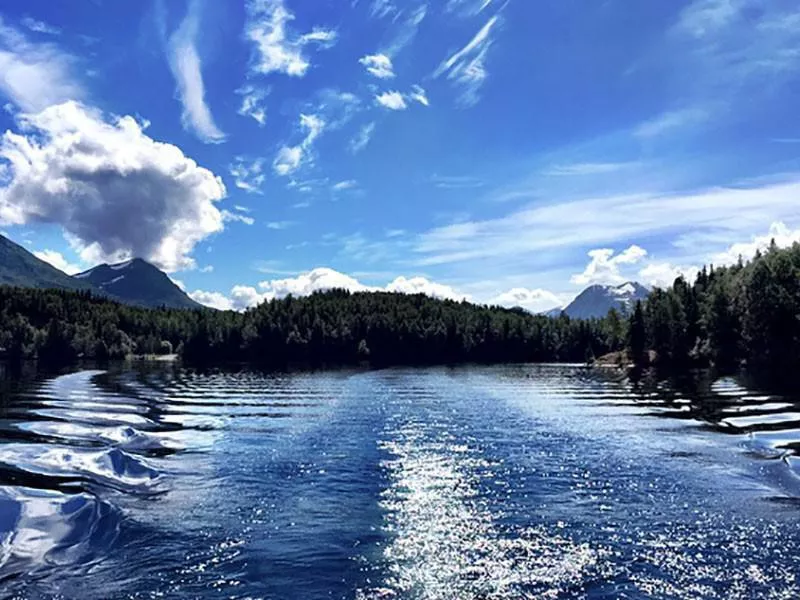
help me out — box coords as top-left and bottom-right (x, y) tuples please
(0, 287), (620, 366)
(1, 241), (797, 377)
(626, 240), (800, 377)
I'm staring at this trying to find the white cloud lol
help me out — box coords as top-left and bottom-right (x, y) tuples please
(712, 221), (800, 265)
(0, 101), (226, 272)
(33, 249), (81, 275)
(489, 288), (564, 313)
(638, 262), (699, 288)
(273, 113), (325, 176)
(245, 0), (336, 77)
(383, 4), (427, 56)
(385, 276), (469, 301)
(189, 289), (233, 310)
(370, 0), (397, 19)
(221, 209), (255, 226)
(446, 0), (494, 17)
(409, 85), (429, 106)
(260, 267), (372, 297)
(166, 0), (225, 143)
(359, 53), (394, 78)
(229, 157), (266, 193)
(273, 146), (303, 176)
(375, 91), (407, 110)
(571, 245), (648, 286)
(350, 122), (376, 154)
(20, 17), (60, 36)
(0, 18), (84, 111)
(413, 178), (800, 270)
(236, 85), (269, 126)
(434, 15), (498, 106)
(332, 180), (357, 191)
(266, 221), (293, 230)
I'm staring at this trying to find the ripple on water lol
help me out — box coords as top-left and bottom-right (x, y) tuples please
(0, 486), (119, 580)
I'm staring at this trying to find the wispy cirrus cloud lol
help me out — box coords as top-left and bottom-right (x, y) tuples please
(229, 157), (266, 193)
(544, 162), (638, 176)
(434, 14), (498, 106)
(21, 17), (61, 36)
(236, 85), (269, 126)
(349, 122), (376, 154)
(245, 0), (337, 77)
(0, 17), (85, 111)
(166, 0), (225, 143)
(273, 113), (325, 176)
(412, 177), (800, 271)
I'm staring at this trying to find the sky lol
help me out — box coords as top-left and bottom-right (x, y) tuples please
(1, 0), (800, 312)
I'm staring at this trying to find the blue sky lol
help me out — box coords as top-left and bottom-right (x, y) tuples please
(1, 0), (800, 311)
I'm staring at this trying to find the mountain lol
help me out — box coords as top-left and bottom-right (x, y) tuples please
(0, 234), (94, 292)
(74, 258), (201, 309)
(561, 281), (650, 319)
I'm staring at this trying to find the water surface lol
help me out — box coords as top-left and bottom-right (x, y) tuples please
(1, 363), (799, 599)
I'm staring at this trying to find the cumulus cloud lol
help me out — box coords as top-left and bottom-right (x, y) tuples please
(33, 249), (81, 275)
(166, 0), (225, 143)
(245, 0), (336, 77)
(236, 85), (269, 126)
(0, 18), (84, 111)
(188, 289), (234, 310)
(0, 101), (226, 272)
(359, 53), (394, 78)
(434, 15), (497, 106)
(571, 245), (648, 286)
(229, 157), (266, 193)
(489, 287), (563, 313)
(638, 262), (699, 288)
(385, 276), (469, 301)
(260, 267), (372, 297)
(375, 91), (407, 110)
(712, 221), (800, 265)
(350, 122), (376, 154)
(273, 113), (325, 176)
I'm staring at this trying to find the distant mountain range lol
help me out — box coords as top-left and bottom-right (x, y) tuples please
(548, 282), (650, 319)
(1, 233), (200, 310)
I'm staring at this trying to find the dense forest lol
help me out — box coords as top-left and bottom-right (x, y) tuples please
(0, 286), (619, 366)
(1, 241), (798, 375)
(627, 240), (800, 376)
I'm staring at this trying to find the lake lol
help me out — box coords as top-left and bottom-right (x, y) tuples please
(1, 363), (799, 599)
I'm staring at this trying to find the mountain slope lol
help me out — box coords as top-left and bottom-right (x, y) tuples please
(74, 258), (201, 309)
(563, 281), (649, 319)
(0, 234), (94, 292)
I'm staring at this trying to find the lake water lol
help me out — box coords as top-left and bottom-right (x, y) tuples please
(1, 363), (800, 599)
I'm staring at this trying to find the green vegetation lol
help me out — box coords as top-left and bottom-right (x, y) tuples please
(627, 241), (800, 376)
(2, 242), (799, 380)
(0, 286), (617, 366)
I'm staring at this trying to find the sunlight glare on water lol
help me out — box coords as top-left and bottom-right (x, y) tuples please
(0, 364), (799, 598)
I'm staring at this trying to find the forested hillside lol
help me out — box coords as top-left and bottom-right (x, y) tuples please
(2, 241), (799, 377)
(0, 287), (620, 366)
(627, 241), (800, 375)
